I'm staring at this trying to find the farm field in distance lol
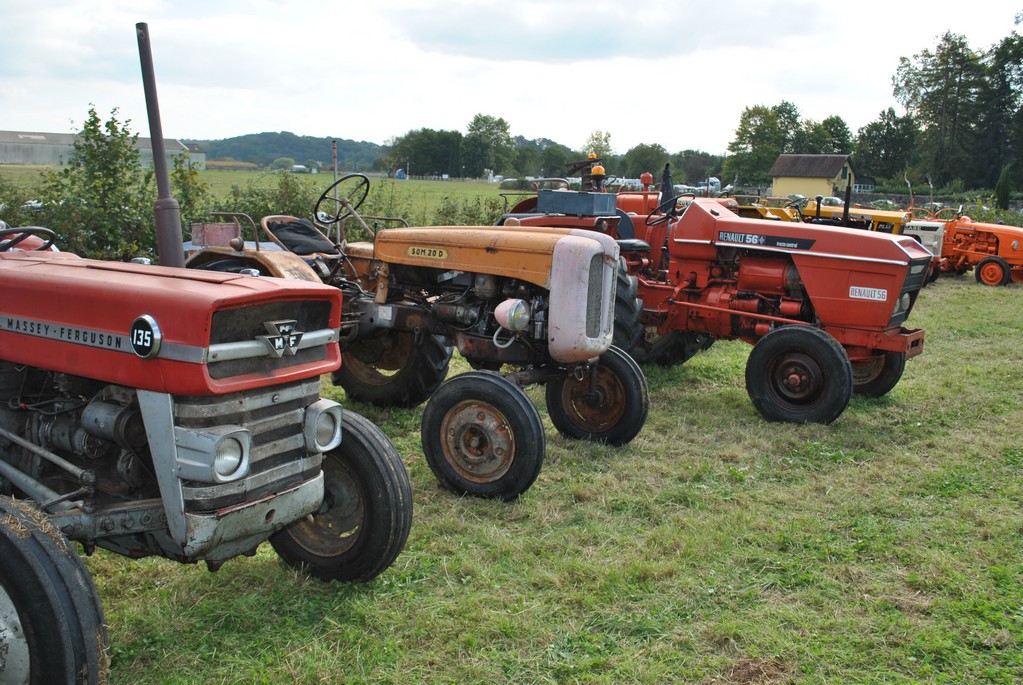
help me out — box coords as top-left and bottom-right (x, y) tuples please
(0, 164), (511, 218)
(80, 275), (1023, 684)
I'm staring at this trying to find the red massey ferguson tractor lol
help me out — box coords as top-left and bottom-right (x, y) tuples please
(0, 226), (413, 682)
(502, 172), (932, 424)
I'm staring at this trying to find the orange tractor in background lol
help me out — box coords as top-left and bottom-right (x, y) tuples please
(501, 164), (931, 424)
(913, 206), (1023, 286)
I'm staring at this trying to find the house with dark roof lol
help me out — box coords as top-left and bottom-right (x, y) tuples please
(768, 154), (855, 199)
(0, 130), (205, 169)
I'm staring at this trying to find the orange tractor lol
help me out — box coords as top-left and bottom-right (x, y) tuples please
(186, 173), (649, 500)
(913, 206), (1023, 286)
(501, 166), (931, 424)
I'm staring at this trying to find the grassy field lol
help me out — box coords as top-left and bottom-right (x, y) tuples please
(0, 165), (510, 219)
(80, 274), (1023, 684)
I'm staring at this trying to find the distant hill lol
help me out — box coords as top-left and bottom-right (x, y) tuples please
(185, 131), (384, 170)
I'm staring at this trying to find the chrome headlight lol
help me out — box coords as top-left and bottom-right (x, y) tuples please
(304, 399), (343, 453)
(494, 298), (531, 332)
(174, 426), (251, 483)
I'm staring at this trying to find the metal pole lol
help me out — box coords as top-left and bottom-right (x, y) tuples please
(136, 22), (184, 267)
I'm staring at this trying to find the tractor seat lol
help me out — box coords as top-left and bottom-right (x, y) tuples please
(616, 238), (651, 253)
(261, 215), (339, 256)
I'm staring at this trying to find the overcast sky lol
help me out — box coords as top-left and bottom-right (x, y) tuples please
(1, 1), (1020, 156)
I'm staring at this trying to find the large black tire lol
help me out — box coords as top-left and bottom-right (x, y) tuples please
(545, 345), (649, 446)
(975, 256), (1011, 286)
(852, 351), (906, 397)
(334, 331), (452, 407)
(270, 409), (412, 582)
(612, 258), (644, 355)
(633, 329), (715, 366)
(421, 372), (545, 500)
(745, 326), (853, 424)
(0, 496), (109, 684)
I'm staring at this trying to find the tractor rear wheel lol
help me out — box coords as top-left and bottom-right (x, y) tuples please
(421, 372), (545, 500)
(975, 256), (1011, 286)
(334, 330), (452, 407)
(545, 345), (649, 446)
(0, 496), (109, 685)
(612, 258), (644, 355)
(270, 409), (412, 582)
(745, 326), (853, 424)
(852, 351), (906, 397)
(634, 329), (715, 366)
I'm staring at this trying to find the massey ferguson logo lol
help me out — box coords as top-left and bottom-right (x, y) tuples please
(259, 320), (304, 357)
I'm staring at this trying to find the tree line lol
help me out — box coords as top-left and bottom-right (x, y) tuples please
(386, 20), (1022, 198)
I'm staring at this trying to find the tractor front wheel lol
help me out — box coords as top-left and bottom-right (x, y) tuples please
(975, 256), (1011, 286)
(421, 372), (545, 500)
(0, 496), (109, 685)
(334, 330), (452, 407)
(745, 326), (853, 424)
(852, 351), (906, 397)
(270, 409), (412, 582)
(545, 345), (649, 446)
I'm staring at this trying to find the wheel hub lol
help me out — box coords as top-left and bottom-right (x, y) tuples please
(774, 355), (822, 402)
(440, 402), (514, 482)
(290, 458), (363, 556)
(557, 367), (625, 431)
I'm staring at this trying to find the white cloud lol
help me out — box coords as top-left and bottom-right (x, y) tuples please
(0, 0), (1019, 154)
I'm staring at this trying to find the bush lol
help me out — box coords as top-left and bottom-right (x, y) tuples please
(431, 196), (505, 226)
(214, 172), (321, 226)
(40, 107), (156, 261)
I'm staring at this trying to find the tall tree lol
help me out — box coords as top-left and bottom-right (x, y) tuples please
(540, 142), (575, 178)
(723, 105), (784, 186)
(621, 143), (669, 179)
(583, 130), (614, 160)
(820, 116), (854, 153)
(773, 101), (802, 152)
(462, 114), (514, 177)
(671, 149), (724, 185)
(893, 31), (985, 185)
(973, 32), (1023, 187)
(513, 145), (540, 177)
(853, 107), (919, 181)
(388, 128), (462, 178)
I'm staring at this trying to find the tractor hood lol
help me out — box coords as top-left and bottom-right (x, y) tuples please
(679, 199), (933, 265)
(0, 251), (341, 395)
(371, 225), (618, 289)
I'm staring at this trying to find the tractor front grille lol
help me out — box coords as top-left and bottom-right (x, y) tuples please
(207, 300), (333, 379)
(586, 253), (606, 339)
(175, 378), (323, 512)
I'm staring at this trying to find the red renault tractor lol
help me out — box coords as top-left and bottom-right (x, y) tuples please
(502, 167), (931, 424)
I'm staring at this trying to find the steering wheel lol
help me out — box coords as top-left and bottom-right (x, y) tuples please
(313, 173), (370, 224)
(645, 193), (695, 226)
(782, 197), (808, 219)
(0, 226), (56, 252)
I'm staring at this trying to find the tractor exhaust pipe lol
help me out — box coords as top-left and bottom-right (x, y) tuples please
(136, 22), (184, 267)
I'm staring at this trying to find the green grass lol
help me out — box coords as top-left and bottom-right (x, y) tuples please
(0, 165), (509, 218)
(80, 275), (1023, 684)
